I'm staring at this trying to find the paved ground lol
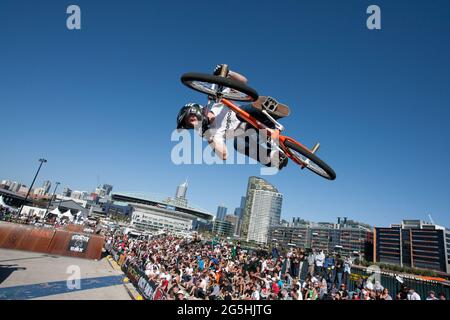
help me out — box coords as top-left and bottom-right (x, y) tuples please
(0, 249), (131, 300)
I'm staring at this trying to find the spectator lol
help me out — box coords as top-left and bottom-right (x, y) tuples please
(307, 252), (315, 276)
(343, 256), (352, 288)
(373, 281), (384, 294)
(335, 254), (344, 288)
(324, 253), (335, 286)
(407, 288), (421, 300)
(315, 250), (325, 277)
(339, 284), (349, 300)
(380, 288), (392, 300)
(426, 291), (438, 301)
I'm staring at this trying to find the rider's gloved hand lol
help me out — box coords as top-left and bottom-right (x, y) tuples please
(213, 64), (228, 76)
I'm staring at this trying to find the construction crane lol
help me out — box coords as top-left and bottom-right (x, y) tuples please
(428, 214), (435, 225)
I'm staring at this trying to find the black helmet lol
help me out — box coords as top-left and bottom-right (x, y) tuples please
(177, 103), (204, 129)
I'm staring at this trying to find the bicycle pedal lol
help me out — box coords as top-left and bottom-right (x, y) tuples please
(262, 97), (279, 113)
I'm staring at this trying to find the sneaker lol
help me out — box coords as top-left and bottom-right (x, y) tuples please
(253, 96), (291, 118)
(270, 150), (289, 170)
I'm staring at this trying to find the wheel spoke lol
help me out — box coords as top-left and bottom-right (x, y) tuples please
(188, 80), (253, 101)
(288, 148), (331, 179)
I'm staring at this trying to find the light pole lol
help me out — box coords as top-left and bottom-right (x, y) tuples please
(44, 181), (60, 218)
(18, 158), (47, 216)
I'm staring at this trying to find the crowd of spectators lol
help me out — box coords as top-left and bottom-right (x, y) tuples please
(105, 232), (448, 301)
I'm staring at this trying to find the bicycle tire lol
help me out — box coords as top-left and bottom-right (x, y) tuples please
(282, 138), (336, 180)
(181, 72), (259, 102)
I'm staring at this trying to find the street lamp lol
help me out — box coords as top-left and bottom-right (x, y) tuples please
(44, 181), (60, 218)
(18, 158), (47, 216)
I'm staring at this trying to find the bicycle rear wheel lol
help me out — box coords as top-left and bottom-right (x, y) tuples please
(181, 72), (259, 102)
(281, 138), (336, 180)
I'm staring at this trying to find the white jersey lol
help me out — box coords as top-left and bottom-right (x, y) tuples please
(207, 101), (246, 141)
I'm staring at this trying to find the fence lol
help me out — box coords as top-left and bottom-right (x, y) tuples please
(106, 244), (161, 300)
(299, 262), (450, 298)
(349, 266), (450, 298)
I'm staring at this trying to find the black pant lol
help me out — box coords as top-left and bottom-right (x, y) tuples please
(233, 104), (282, 166)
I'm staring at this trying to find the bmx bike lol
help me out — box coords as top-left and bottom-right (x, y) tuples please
(180, 65), (336, 180)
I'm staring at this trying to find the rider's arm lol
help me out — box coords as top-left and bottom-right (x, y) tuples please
(208, 136), (227, 160)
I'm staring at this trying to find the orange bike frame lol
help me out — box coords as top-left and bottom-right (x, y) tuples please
(220, 98), (311, 166)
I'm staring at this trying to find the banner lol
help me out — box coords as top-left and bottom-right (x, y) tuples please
(126, 264), (142, 284)
(67, 234), (90, 253)
(137, 276), (157, 300)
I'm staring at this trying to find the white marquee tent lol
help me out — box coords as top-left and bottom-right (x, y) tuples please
(61, 210), (74, 221)
(49, 207), (63, 217)
(0, 196), (16, 211)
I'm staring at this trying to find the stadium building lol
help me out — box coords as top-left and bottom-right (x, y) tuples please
(111, 182), (214, 236)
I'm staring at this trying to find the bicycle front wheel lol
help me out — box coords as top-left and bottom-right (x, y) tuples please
(181, 73), (259, 102)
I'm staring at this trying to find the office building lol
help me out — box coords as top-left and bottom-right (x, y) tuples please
(374, 220), (450, 273)
(234, 196), (246, 218)
(247, 189), (283, 244)
(42, 180), (51, 194)
(269, 218), (373, 259)
(224, 214), (240, 236)
(63, 187), (72, 197)
(216, 205), (227, 221)
(241, 177), (282, 241)
(212, 220), (234, 238)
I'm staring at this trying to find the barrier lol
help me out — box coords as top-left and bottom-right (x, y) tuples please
(123, 263), (157, 300)
(0, 222), (54, 252)
(47, 229), (104, 260)
(0, 221), (104, 260)
(349, 266), (450, 298)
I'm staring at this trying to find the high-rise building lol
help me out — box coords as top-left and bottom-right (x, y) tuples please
(224, 214), (240, 236)
(241, 177), (282, 242)
(1, 180), (13, 189)
(42, 180), (51, 194)
(102, 184), (113, 196)
(33, 187), (47, 196)
(18, 185), (29, 195)
(216, 205), (227, 221)
(234, 196), (246, 218)
(9, 182), (22, 192)
(176, 180), (188, 199)
(241, 177), (283, 244)
(171, 180), (188, 207)
(374, 220), (450, 273)
(63, 187), (72, 197)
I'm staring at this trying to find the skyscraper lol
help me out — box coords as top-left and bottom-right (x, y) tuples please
(234, 196), (246, 218)
(247, 189), (283, 244)
(216, 205), (227, 221)
(63, 187), (72, 197)
(42, 180), (51, 194)
(102, 184), (113, 196)
(225, 214), (240, 236)
(176, 180), (188, 200)
(241, 177), (283, 243)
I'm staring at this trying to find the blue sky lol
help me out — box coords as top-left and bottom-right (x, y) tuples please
(1, 0), (449, 228)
